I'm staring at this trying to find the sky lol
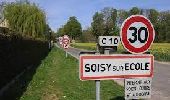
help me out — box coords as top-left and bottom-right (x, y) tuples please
(2, 0), (170, 31)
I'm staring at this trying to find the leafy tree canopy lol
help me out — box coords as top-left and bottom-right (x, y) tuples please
(3, 0), (47, 39)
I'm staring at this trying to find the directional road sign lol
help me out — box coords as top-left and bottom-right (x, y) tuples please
(99, 36), (120, 46)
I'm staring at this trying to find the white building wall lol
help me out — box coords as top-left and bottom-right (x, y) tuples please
(0, 19), (8, 28)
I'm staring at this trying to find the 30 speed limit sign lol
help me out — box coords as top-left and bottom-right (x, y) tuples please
(120, 15), (155, 54)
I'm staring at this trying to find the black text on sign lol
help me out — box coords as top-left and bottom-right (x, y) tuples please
(99, 36), (120, 46)
(125, 78), (152, 99)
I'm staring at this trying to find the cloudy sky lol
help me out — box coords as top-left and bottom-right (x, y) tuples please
(2, 0), (170, 31)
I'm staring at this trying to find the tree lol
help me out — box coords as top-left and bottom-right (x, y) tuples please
(163, 12), (170, 42)
(91, 12), (104, 40)
(56, 25), (65, 37)
(101, 7), (117, 36)
(91, 7), (118, 41)
(129, 7), (140, 15)
(148, 9), (159, 42)
(155, 22), (166, 42)
(149, 9), (159, 25)
(3, 1), (47, 38)
(118, 10), (128, 20)
(81, 27), (95, 42)
(155, 11), (170, 42)
(63, 16), (82, 40)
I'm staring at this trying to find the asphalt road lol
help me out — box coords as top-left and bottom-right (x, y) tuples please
(55, 43), (170, 100)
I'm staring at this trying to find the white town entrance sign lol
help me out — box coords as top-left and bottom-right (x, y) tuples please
(79, 55), (153, 80)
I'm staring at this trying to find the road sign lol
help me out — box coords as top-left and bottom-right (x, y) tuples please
(59, 37), (63, 45)
(120, 15), (155, 54)
(79, 54), (153, 80)
(62, 43), (69, 49)
(63, 35), (69, 39)
(125, 78), (152, 99)
(99, 36), (120, 46)
(62, 35), (70, 49)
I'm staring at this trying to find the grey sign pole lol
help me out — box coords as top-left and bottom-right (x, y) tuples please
(95, 44), (100, 100)
(96, 80), (100, 100)
(95, 47), (110, 100)
(104, 48), (110, 55)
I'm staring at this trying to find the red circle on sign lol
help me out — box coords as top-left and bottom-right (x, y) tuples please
(62, 38), (69, 44)
(62, 35), (70, 49)
(120, 15), (155, 54)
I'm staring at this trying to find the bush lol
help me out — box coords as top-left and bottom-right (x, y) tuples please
(0, 34), (49, 89)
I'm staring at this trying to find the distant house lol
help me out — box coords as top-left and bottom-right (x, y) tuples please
(0, 19), (9, 34)
(0, 19), (9, 28)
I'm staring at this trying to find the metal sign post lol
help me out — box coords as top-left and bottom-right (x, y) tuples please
(104, 48), (110, 55)
(95, 80), (100, 100)
(95, 47), (110, 100)
(95, 48), (100, 100)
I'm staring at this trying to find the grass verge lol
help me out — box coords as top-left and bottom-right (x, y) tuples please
(17, 47), (124, 100)
(150, 43), (170, 61)
(70, 43), (96, 51)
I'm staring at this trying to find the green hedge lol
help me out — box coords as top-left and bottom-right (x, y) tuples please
(0, 34), (49, 89)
